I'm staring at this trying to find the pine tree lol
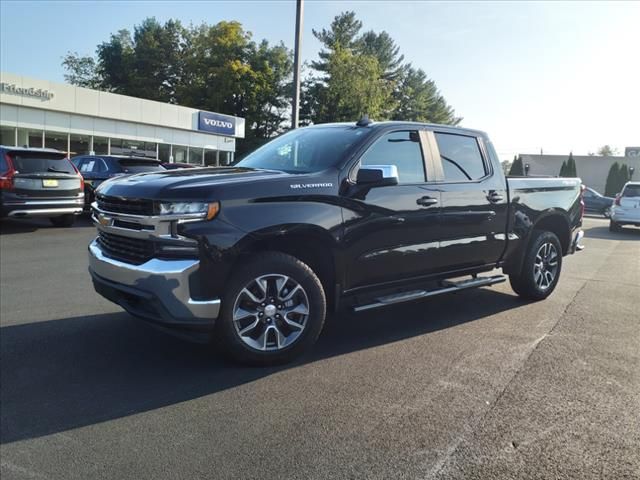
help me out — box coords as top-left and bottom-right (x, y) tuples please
(604, 162), (620, 196)
(509, 156), (524, 176)
(559, 160), (568, 177)
(567, 152), (577, 177)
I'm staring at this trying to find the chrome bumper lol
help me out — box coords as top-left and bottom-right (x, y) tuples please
(88, 240), (220, 328)
(570, 229), (584, 254)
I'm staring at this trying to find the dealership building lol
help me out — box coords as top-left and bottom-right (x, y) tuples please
(518, 150), (640, 194)
(0, 72), (245, 165)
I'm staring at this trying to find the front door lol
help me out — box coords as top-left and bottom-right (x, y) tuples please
(341, 129), (441, 292)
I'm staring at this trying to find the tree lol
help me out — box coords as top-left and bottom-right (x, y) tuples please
(509, 155), (524, 176)
(305, 11), (459, 126)
(62, 53), (101, 88)
(597, 145), (618, 156)
(605, 162), (621, 196)
(560, 152), (577, 177)
(62, 18), (293, 155)
(391, 66), (460, 124)
(304, 46), (391, 124)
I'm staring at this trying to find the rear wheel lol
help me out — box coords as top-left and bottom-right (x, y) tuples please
(214, 252), (326, 366)
(603, 206), (612, 218)
(509, 230), (562, 301)
(49, 215), (75, 227)
(609, 220), (621, 232)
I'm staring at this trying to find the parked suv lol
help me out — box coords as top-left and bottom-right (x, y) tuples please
(610, 181), (640, 231)
(0, 146), (84, 226)
(71, 155), (165, 210)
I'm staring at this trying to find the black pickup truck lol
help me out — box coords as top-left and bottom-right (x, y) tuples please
(88, 120), (584, 365)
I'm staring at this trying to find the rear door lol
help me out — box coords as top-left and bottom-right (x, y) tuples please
(9, 152), (80, 198)
(428, 130), (509, 271)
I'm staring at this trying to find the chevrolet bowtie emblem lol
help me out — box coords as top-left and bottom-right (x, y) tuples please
(98, 214), (112, 226)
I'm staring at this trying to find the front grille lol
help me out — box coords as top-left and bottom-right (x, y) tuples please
(96, 195), (154, 216)
(97, 231), (155, 264)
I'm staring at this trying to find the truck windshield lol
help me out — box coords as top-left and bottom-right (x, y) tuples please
(622, 184), (640, 197)
(236, 126), (370, 173)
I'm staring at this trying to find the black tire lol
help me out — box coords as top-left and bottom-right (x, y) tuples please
(603, 206), (612, 218)
(609, 220), (621, 232)
(49, 215), (76, 227)
(214, 252), (326, 366)
(509, 230), (563, 301)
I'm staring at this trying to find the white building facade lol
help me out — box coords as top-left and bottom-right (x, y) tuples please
(0, 72), (245, 165)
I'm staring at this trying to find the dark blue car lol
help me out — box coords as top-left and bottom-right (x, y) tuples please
(583, 187), (614, 217)
(71, 155), (165, 210)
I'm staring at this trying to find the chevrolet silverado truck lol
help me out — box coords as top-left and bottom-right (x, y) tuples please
(88, 120), (584, 365)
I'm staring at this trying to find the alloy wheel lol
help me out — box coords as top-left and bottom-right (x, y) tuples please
(533, 242), (559, 291)
(232, 274), (310, 351)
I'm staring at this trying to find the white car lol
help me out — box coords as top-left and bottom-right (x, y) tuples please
(610, 181), (640, 231)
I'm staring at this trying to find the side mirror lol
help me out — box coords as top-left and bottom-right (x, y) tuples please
(356, 165), (399, 187)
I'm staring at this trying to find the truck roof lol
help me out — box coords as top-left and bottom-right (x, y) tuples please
(306, 120), (488, 138)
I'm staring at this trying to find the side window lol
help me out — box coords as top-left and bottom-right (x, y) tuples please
(435, 132), (487, 182)
(583, 189), (595, 198)
(360, 130), (426, 184)
(79, 159), (93, 173)
(0, 152), (8, 172)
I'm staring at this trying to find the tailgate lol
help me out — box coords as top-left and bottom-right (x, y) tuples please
(13, 173), (81, 197)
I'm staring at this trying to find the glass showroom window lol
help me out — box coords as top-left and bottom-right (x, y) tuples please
(0, 126), (16, 146)
(45, 131), (69, 152)
(158, 144), (171, 162)
(70, 134), (91, 155)
(17, 128), (43, 148)
(93, 136), (109, 155)
(172, 145), (187, 163)
(204, 149), (218, 166)
(188, 147), (203, 165)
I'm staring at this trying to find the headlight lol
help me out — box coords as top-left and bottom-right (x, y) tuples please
(159, 201), (220, 220)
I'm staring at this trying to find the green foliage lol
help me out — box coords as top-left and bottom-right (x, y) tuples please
(508, 156), (524, 176)
(62, 53), (100, 88)
(304, 11), (459, 126)
(559, 152), (577, 177)
(604, 162), (630, 196)
(62, 12), (461, 155)
(597, 145), (618, 156)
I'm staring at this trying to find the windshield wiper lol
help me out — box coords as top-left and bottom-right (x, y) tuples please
(47, 166), (72, 174)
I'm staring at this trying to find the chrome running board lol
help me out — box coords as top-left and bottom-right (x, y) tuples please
(353, 274), (506, 312)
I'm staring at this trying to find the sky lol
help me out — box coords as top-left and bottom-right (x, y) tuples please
(1, 0), (639, 159)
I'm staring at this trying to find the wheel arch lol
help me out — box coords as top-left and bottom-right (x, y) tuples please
(233, 225), (340, 310)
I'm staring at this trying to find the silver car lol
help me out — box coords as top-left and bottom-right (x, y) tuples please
(610, 181), (640, 231)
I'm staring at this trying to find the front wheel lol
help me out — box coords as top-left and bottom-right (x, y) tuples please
(509, 230), (562, 301)
(49, 215), (75, 227)
(214, 252), (326, 366)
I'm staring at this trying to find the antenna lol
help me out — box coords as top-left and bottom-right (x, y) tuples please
(356, 115), (372, 127)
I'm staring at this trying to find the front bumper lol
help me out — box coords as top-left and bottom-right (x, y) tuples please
(88, 240), (221, 329)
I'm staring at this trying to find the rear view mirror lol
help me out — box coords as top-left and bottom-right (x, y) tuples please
(356, 165), (399, 187)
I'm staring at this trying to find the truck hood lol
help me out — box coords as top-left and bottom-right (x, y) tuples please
(95, 166), (313, 201)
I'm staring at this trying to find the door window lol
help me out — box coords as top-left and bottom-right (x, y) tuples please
(435, 133), (487, 182)
(360, 130), (426, 184)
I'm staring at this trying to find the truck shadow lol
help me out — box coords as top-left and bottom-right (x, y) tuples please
(1, 288), (524, 444)
(0, 216), (94, 235)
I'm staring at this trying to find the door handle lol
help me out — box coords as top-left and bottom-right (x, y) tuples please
(417, 196), (438, 206)
(486, 191), (504, 203)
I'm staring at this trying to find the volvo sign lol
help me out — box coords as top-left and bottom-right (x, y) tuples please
(197, 111), (236, 136)
(625, 147), (640, 158)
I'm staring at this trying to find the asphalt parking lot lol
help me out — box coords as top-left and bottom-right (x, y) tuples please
(1, 215), (638, 479)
